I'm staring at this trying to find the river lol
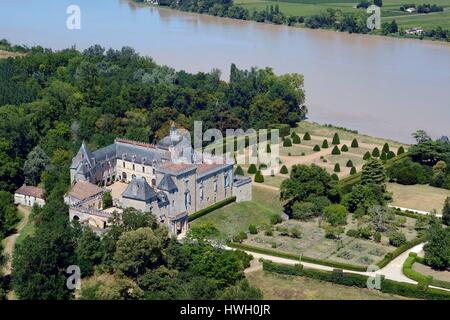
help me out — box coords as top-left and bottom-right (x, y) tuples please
(1, 0), (449, 143)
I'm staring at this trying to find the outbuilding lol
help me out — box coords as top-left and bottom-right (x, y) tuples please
(14, 185), (45, 207)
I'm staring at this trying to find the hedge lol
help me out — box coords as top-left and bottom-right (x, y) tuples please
(188, 196), (236, 222)
(269, 124), (290, 137)
(376, 235), (427, 268)
(228, 242), (367, 271)
(403, 253), (450, 290)
(262, 260), (450, 300)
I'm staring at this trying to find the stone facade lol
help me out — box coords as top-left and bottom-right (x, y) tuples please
(68, 124), (252, 237)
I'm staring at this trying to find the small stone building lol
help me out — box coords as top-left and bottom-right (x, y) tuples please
(14, 185), (45, 207)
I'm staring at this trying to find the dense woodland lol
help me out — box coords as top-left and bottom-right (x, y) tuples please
(0, 42), (306, 299)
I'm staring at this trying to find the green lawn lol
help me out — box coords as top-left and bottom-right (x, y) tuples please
(191, 186), (284, 239)
(388, 183), (450, 213)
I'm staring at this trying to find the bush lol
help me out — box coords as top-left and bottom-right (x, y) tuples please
(380, 153), (387, 161)
(334, 163), (341, 172)
(249, 224), (258, 234)
(382, 143), (390, 154)
(292, 134), (301, 144)
(331, 173), (339, 181)
(331, 146), (341, 155)
(374, 232), (382, 243)
(389, 231), (407, 247)
(341, 144), (348, 152)
(291, 131), (297, 138)
(270, 214), (282, 225)
(372, 147), (380, 157)
(346, 229), (359, 238)
(254, 171), (264, 183)
(322, 140), (329, 148)
(313, 145), (321, 152)
(233, 231), (248, 243)
(397, 146), (405, 155)
(324, 204), (348, 226)
(248, 164), (257, 174)
(350, 166), (357, 175)
(292, 201), (316, 220)
(234, 165), (244, 176)
(283, 138), (292, 147)
(354, 206), (365, 218)
(387, 151), (396, 160)
(363, 151), (371, 160)
(280, 165), (288, 174)
(351, 138), (359, 148)
(332, 133), (340, 145)
(303, 132), (311, 140)
(102, 191), (113, 209)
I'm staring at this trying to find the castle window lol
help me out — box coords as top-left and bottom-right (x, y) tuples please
(199, 183), (204, 201)
(132, 164), (135, 171)
(142, 166), (145, 173)
(214, 179), (218, 193)
(123, 161), (125, 168)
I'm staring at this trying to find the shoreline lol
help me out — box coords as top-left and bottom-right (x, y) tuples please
(129, 1), (450, 46)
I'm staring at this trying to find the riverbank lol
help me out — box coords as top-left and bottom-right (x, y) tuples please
(129, 0), (449, 43)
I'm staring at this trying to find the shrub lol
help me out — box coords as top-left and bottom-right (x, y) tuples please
(389, 231), (407, 247)
(387, 151), (396, 160)
(332, 133), (340, 145)
(322, 139), (329, 148)
(306, 195), (331, 214)
(334, 163), (341, 173)
(332, 146), (341, 155)
(292, 134), (301, 144)
(292, 201), (316, 220)
(102, 192), (113, 209)
(291, 131), (297, 138)
(280, 165), (288, 174)
(374, 232), (382, 243)
(249, 224), (258, 234)
(331, 173), (339, 181)
(351, 138), (359, 148)
(346, 159), (353, 167)
(363, 151), (371, 160)
(382, 143), (390, 154)
(341, 144), (349, 152)
(234, 165), (244, 176)
(303, 132), (311, 140)
(354, 207), (365, 218)
(347, 229), (359, 238)
(324, 204), (348, 226)
(324, 225), (344, 239)
(290, 227), (302, 239)
(372, 147), (380, 157)
(380, 152), (387, 161)
(270, 214), (282, 225)
(248, 164), (257, 174)
(313, 145), (321, 152)
(358, 226), (372, 240)
(283, 137), (293, 147)
(254, 171), (264, 183)
(233, 231), (248, 243)
(397, 146), (405, 155)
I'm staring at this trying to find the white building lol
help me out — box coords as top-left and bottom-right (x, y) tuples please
(14, 185), (45, 207)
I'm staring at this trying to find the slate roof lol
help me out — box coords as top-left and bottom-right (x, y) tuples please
(157, 174), (178, 192)
(15, 185), (45, 199)
(122, 177), (157, 202)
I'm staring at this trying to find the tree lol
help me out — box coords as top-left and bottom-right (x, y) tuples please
(234, 165), (244, 176)
(0, 191), (19, 238)
(303, 132), (311, 140)
(334, 163), (340, 172)
(114, 227), (165, 278)
(313, 145), (320, 152)
(292, 134), (301, 144)
(188, 222), (220, 242)
(283, 138), (292, 147)
(341, 144), (348, 152)
(423, 222), (450, 270)
(346, 159), (353, 167)
(247, 164), (257, 174)
(322, 140), (329, 148)
(254, 171), (264, 183)
(280, 164), (332, 202)
(382, 143), (390, 154)
(332, 133), (340, 145)
(292, 201), (316, 220)
(103, 192), (113, 209)
(324, 204), (347, 226)
(351, 138), (359, 148)
(76, 227), (103, 277)
(23, 146), (50, 186)
(374, 0), (383, 7)
(443, 197), (450, 226)
(372, 147), (380, 157)
(280, 165), (288, 174)
(331, 145), (341, 155)
(397, 146), (405, 155)
(412, 130), (431, 144)
(361, 158), (386, 187)
(219, 279), (263, 300)
(389, 231), (406, 247)
(350, 166), (357, 175)
(369, 205), (393, 232)
(363, 151), (371, 160)
(342, 184), (385, 213)
(331, 173), (339, 181)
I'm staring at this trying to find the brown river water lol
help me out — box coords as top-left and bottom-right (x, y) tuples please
(0, 0), (449, 142)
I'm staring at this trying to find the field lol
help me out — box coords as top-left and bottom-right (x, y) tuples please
(235, 0), (450, 30)
(0, 50), (24, 59)
(242, 212), (418, 266)
(388, 182), (450, 213)
(246, 270), (409, 299)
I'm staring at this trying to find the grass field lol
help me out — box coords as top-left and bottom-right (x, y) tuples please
(387, 182), (450, 213)
(235, 0), (450, 29)
(246, 270), (409, 299)
(0, 50), (23, 59)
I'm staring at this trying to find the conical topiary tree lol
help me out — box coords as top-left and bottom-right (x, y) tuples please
(331, 173), (339, 181)
(382, 143), (390, 154)
(363, 151), (371, 160)
(254, 170), (264, 183)
(303, 132), (311, 140)
(280, 165), (288, 174)
(443, 196), (450, 226)
(380, 152), (387, 161)
(397, 146), (405, 155)
(313, 145), (321, 152)
(248, 164), (257, 174)
(346, 159), (353, 167)
(341, 144), (349, 152)
(283, 138), (292, 147)
(351, 138), (359, 148)
(322, 139), (329, 148)
(350, 166), (357, 175)
(235, 165), (244, 176)
(332, 145), (341, 155)
(334, 163), (341, 172)
(291, 131), (297, 138)
(387, 151), (396, 160)
(332, 133), (340, 145)
(372, 147), (380, 157)
(292, 134), (301, 144)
